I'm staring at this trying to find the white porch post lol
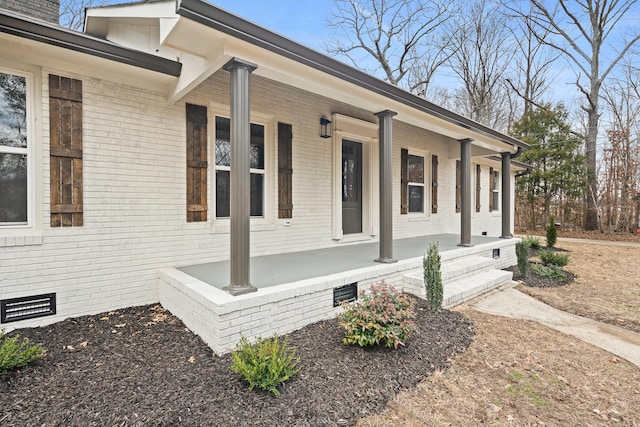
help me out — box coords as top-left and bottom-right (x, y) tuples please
(500, 152), (513, 238)
(375, 110), (397, 264)
(459, 138), (473, 247)
(223, 58), (258, 296)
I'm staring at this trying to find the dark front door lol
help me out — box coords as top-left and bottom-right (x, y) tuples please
(342, 139), (362, 234)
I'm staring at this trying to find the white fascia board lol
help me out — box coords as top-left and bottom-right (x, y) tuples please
(85, 0), (175, 37)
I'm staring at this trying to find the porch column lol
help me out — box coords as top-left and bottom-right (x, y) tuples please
(223, 58), (258, 296)
(500, 152), (513, 238)
(375, 110), (398, 264)
(459, 138), (473, 247)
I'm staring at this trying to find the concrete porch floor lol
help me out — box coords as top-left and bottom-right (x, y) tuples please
(179, 233), (504, 290)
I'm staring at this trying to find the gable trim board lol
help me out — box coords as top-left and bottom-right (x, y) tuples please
(0, 9), (181, 77)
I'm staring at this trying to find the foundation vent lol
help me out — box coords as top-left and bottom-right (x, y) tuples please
(492, 249), (500, 259)
(333, 283), (358, 307)
(1, 293), (56, 323)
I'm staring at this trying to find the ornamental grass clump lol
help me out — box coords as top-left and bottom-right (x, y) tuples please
(230, 334), (299, 396)
(338, 283), (416, 349)
(423, 242), (443, 310)
(0, 329), (46, 377)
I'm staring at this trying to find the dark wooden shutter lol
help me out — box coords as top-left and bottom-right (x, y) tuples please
(186, 104), (208, 222)
(489, 166), (494, 212)
(278, 122), (293, 219)
(455, 160), (461, 213)
(49, 74), (83, 227)
(475, 164), (481, 212)
(431, 155), (438, 214)
(400, 148), (408, 214)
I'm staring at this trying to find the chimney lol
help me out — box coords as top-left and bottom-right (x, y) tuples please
(0, 0), (60, 24)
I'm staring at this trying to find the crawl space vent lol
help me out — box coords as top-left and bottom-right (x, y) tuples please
(1, 293), (56, 323)
(333, 283), (358, 307)
(492, 248), (501, 259)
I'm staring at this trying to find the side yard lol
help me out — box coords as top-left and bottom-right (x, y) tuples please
(518, 241), (640, 334)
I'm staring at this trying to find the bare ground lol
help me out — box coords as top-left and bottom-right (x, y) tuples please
(357, 309), (640, 426)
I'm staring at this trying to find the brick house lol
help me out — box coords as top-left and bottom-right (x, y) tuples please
(0, 0), (528, 352)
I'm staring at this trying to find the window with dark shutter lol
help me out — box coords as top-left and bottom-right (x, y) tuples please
(49, 74), (83, 227)
(489, 166), (494, 212)
(400, 148), (408, 214)
(476, 164), (481, 212)
(455, 160), (461, 213)
(431, 155), (438, 214)
(186, 104), (208, 222)
(278, 122), (293, 219)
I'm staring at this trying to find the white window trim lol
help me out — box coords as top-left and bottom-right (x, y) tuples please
(209, 103), (274, 233)
(332, 114), (379, 242)
(0, 62), (43, 246)
(407, 149), (430, 217)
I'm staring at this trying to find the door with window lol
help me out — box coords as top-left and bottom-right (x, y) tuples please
(342, 139), (362, 234)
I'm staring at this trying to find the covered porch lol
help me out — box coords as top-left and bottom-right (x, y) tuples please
(159, 234), (517, 354)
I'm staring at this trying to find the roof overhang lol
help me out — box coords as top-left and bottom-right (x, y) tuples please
(0, 9), (180, 93)
(171, 0), (528, 154)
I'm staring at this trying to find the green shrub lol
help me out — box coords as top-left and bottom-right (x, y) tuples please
(0, 329), (46, 377)
(522, 235), (542, 249)
(546, 216), (557, 248)
(338, 283), (416, 349)
(515, 241), (530, 278)
(531, 263), (566, 281)
(230, 334), (299, 396)
(539, 250), (569, 267)
(423, 242), (443, 310)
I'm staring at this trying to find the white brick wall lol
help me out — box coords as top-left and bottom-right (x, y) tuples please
(1, 66), (510, 330)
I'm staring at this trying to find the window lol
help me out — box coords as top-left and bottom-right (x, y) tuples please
(0, 71), (29, 226)
(215, 116), (265, 218)
(408, 154), (425, 213)
(492, 169), (500, 212)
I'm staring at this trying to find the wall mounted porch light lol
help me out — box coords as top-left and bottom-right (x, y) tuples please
(320, 115), (332, 138)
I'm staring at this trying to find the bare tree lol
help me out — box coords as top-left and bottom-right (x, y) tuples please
(59, 0), (110, 30)
(445, 0), (514, 130)
(522, 0), (640, 230)
(504, 8), (559, 118)
(600, 62), (640, 233)
(325, 0), (455, 94)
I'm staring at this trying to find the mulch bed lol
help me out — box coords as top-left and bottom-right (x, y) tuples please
(506, 265), (576, 288)
(1, 299), (474, 426)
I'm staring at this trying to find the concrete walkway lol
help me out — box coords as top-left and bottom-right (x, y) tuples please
(469, 288), (640, 368)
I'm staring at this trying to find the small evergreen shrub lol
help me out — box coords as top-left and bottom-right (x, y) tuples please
(539, 250), (569, 267)
(531, 264), (566, 281)
(522, 235), (542, 249)
(515, 241), (530, 278)
(546, 216), (557, 248)
(338, 283), (416, 349)
(423, 242), (443, 310)
(230, 334), (299, 396)
(0, 329), (46, 377)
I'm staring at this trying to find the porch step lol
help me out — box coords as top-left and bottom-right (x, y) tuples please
(401, 255), (513, 308)
(442, 269), (513, 308)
